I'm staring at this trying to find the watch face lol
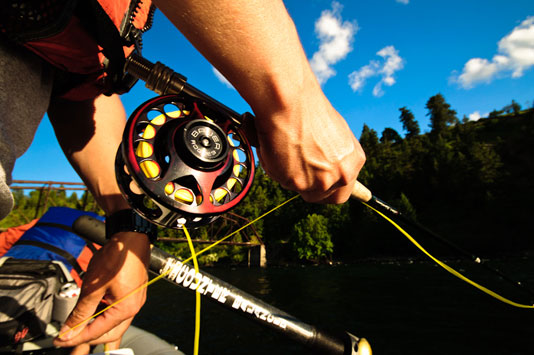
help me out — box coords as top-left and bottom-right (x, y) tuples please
(106, 209), (157, 240)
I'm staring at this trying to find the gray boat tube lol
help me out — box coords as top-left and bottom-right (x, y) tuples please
(73, 215), (371, 355)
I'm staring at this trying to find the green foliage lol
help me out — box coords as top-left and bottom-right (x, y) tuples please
(356, 100), (534, 257)
(0, 188), (104, 229)
(489, 110), (502, 118)
(426, 93), (458, 137)
(380, 128), (402, 144)
(399, 107), (420, 138)
(503, 99), (521, 114)
(398, 193), (417, 221)
(360, 124), (380, 155)
(290, 214), (333, 262)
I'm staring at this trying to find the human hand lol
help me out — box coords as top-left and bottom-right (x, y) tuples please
(254, 86), (365, 204)
(53, 232), (150, 348)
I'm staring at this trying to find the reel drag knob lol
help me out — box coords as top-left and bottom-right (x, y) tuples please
(178, 119), (229, 170)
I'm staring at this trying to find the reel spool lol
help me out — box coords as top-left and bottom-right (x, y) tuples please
(116, 94), (255, 229)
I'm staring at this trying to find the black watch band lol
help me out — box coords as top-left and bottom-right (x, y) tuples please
(105, 209), (157, 242)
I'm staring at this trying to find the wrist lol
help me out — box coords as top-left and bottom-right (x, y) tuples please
(248, 66), (321, 122)
(105, 209), (158, 243)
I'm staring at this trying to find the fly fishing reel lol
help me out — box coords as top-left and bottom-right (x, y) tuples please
(116, 94), (255, 229)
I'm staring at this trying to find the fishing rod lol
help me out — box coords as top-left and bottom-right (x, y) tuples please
(72, 215), (371, 355)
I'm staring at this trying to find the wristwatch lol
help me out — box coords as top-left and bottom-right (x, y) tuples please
(105, 209), (157, 242)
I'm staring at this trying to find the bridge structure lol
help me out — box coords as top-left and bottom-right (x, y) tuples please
(7, 180), (266, 266)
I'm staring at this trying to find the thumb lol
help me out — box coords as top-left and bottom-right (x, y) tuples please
(54, 291), (102, 343)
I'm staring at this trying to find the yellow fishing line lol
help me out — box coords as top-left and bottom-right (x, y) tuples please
(60, 195), (299, 341)
(182, 195), (300, 263)
(362, 201), (534, 309)
(182, 225), (201, 355)
(58, 269), (171, 339)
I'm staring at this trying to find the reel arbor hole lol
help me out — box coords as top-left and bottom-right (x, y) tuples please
(163, 103), (182, 118)
(228, 133), (242, 147)
(129, 179), (143, 196)
(165, 176), (203, 206)
(146, 109), (166, 124)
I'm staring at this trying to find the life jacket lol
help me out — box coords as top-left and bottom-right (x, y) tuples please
(0, 207), (103, 286)
(0, 0), (154, 100)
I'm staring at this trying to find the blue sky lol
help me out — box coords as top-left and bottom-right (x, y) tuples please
(12, 0), (534, 183)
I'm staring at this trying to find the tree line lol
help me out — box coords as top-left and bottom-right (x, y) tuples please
(185, 94), (534, 264)
(3, 94), (534, 264)
(230, 94), (534, 263)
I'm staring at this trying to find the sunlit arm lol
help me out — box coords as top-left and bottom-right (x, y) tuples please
(47, 94), (130, 215)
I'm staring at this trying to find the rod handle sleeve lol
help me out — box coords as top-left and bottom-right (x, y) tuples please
(351, 180), (372, 202)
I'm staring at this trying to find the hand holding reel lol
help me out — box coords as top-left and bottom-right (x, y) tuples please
(116, 90), (255, 229)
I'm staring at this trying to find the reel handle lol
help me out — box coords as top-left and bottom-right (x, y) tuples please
(125, 54), (372, 203)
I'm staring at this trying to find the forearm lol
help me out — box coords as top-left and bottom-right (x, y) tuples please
(155, 0), (365, 203)
(154, 0), (319, 117)
(47, 94), (131, 215)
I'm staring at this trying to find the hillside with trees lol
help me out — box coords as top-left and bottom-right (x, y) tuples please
(3, 94), (534, 264)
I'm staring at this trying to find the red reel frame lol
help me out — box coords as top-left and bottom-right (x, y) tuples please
(116, 94), (255, 229)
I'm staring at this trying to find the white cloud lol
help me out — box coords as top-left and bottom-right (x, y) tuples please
(455, 16), (534, 89)
(396, 0), (409, 4)
(310, 2), (358, 85)
(212, 67), (235, 89)
(349, 45), (405, 97)
(347, 61), (379, 92)
(468, 111), (488, 121)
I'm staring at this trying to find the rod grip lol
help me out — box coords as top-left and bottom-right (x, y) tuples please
(351, 180), (372, 202)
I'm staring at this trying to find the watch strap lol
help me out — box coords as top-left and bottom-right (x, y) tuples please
(105, 209), (157, 241)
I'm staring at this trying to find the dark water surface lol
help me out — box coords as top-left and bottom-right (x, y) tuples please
(134, 257), (534, 355)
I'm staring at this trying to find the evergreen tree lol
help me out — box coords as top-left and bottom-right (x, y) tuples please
(426, 94), (458, 136)
(358, 124), (381, 185)
(399, 107), (420, 138)
(380, 127), (402, 144)
(359, 124), (380, 154)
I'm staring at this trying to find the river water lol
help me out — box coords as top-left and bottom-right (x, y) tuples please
(133, 257), (534, 355)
